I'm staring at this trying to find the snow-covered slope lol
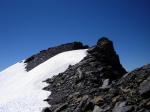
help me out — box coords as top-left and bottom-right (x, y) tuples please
(0, 49), (87, 112)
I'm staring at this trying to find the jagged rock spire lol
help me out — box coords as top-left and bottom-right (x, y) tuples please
(88, 37), (126, 79)
(97, 37), (113, 48)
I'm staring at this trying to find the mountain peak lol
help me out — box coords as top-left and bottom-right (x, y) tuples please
(97, 37), (112, 47)
(43, 37), (127, 111)
(88, 37), (126, 78)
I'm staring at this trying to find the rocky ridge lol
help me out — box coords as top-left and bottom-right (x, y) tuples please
(43, 37), (136, 112)
(24, 42), (88, 71)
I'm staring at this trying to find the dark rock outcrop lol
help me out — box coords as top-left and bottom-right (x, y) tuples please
(40, 37), (150, 112)
(24, 42), (88, 71)
(43, 37), (127, 112)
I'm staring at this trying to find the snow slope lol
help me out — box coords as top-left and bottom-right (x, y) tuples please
(0, 49), (87, 112)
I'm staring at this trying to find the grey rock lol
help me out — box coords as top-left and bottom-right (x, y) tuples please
(139, 76), (150, 98)
(53, 103), (68, 112)
(113, 102), (134, 112)
(93, 105), (103, 112)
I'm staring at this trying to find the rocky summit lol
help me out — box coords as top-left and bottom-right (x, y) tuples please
(42, 37), (146, 112)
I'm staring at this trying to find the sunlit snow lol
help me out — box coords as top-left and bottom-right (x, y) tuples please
(0, 49), (87, 112)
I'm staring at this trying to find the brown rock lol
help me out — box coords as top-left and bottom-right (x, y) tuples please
(93, 96), (104, 105)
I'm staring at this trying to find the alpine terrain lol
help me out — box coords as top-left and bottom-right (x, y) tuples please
(0, 37), (149, 112)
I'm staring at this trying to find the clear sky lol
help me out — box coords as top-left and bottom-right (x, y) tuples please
(0, 0), (150, 71)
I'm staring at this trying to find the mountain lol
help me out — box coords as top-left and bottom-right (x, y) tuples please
(0, 37), (150, 112)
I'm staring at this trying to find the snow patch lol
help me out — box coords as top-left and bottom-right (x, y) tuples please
(0, 49), (87, 112)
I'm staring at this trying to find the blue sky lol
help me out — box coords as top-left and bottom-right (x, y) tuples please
(0, 0), (150, 71)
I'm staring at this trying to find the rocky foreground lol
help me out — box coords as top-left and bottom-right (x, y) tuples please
(26, 37), (150, 112)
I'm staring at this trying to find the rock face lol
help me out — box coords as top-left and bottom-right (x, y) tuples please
(43, 37), (127, 112)
(108, 64), (150, 112)
(24, 42), (88, 71)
